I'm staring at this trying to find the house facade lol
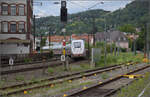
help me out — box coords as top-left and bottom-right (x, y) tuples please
(95, 30), (129, 49)
(0, 0), (33, 54)
(45, 34), (93, 46)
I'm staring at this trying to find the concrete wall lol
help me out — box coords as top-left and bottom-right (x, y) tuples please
(0, 43), (30, 54)
(0, 34), (27, 40)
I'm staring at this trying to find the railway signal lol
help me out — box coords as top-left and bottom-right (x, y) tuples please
(60, 0), (67, 22)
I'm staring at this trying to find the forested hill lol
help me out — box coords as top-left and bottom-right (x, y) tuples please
(35, 0), (149, 36)
(106, 0), (149, 28)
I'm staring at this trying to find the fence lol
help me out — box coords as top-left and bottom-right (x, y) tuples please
(1, 53), (52, 64)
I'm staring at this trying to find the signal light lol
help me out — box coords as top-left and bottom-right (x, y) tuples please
(60, 1), (67, 22)
(61, 8), (67, 22)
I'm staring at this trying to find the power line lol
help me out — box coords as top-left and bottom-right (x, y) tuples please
(34, 0), (134, 1)
(68, 1), (87, 9)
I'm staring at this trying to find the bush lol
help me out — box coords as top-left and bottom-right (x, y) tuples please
(48, 67), (54, 74)
(24, 58), (32, 63)
(121, 48), (127, 52)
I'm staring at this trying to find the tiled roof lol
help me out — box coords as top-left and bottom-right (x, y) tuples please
(48, 34), (93, 43)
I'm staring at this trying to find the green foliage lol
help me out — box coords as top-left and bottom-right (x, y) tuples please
(24, 58), (32, 63)
(15, 75), (25, 81)
(118, 24), (136, 33)
(47, 67), (54, 74)
(40, 38), (46, 47)
(95, 52), (143, 67)
(101, 72), (109, 79)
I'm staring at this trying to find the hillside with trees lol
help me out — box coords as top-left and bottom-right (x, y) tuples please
(35, 0), (149, 36)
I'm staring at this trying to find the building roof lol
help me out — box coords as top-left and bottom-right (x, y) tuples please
(95, 30), (128, 42)
(48, 34), (93, 43)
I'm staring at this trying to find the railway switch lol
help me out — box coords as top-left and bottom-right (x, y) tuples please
(68, 80), (72, 83)
(99, 81), (102, 84)
(24, 91), (27, 94)
(50, 84), (54, 88)
(123, 74), (144, 79)
(63, 94), (67, 97)
(83, 86), (87, 90)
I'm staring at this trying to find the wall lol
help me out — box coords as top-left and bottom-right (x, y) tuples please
(0, 43), (30, 54)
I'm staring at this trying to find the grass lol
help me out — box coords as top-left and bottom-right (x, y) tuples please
(101, 72), (110, 79)
(47, 67), (54, 74)
(0, 80), (5, 87)
(116, 72), (150, 97)
(10, 78), (94, 97)
(15, 75), (25, 82)
(96, 52), (144, 68)
(70, 64), (91, 71)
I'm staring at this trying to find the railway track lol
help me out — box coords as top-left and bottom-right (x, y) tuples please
(1, 57), (59, 68)
(67, 64), (150, 97)
(0, 62), (132, 96)
(1, 58), (86, 75)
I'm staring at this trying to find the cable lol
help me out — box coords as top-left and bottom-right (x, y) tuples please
(88, 1), (104, 10)
(68, 1), (87, 10)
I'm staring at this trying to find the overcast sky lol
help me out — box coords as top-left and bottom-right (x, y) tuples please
(34, 0), (133, 17)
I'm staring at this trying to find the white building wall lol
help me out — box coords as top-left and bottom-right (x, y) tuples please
(0, 0), (32, 54)
(0, 34), (26, 40)
(1, 44), (30, 54)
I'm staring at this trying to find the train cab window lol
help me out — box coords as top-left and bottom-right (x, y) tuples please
(74, 42), (81, 48)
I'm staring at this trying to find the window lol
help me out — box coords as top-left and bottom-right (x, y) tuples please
(2, 4), (8, 15)
(74, 42), (81, 48)
(18, 22), (25, 33)
(10, 5), (16, 16)
(18, 5), (25, 15)
(2, 22), (8, 32)
(10, 22), (16, 32)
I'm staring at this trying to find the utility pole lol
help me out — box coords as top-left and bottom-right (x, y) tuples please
(92, 16), (96, 46)
(133, 32), (137, 55)
(49, 27), (51, 53)
(147, 1), (150, 60)
(0, 50), (1, 80)
(104, 17), (107, 65)
(144, 24), (147, 58)
(33, 15), (36, 51)
(117, 38), (120, 56)
(147, 23), (150, 61)
(88, 33), (90, 60)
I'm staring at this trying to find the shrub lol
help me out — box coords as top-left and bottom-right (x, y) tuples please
(48, 67), (54, 74)
(24, 58), (32, 63)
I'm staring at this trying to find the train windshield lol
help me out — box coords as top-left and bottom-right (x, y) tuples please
(74, 42), (81, 48)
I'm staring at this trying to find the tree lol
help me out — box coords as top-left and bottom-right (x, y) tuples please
(118, 24), (136, 33)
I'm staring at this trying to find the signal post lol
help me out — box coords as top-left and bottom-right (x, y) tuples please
(60, 0), (69, 70)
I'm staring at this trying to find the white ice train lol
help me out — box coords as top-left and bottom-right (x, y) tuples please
(42, 39), (87, 58)
(71, 40), (86, 57)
